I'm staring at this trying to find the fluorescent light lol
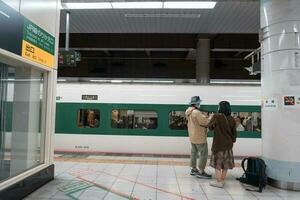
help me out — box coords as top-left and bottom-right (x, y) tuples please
(0, 10), (10, 18)
(62, 1), (216, 10)
(90, 80), (110, 82)
(163, 1), (216, 9)
(124, 13), (201, 18)
(112, 2), (163, 9)
(132, 80), (174, 83)
(63, 2), (112, 9)
(210, 80), (261, 85)
(110, 80), (124, 83)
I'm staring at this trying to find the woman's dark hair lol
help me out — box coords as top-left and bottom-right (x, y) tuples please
(218, 101), (231, 116)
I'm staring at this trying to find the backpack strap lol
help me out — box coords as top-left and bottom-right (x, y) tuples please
(241, 157), (248, 174)
(245, 187), (263, 192)
(236, 158), (248, 182)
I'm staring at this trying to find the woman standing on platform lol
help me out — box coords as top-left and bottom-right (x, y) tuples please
(208, 101), (237, 188)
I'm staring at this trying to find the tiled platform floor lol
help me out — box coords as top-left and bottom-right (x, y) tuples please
(25, 154), (300, 200)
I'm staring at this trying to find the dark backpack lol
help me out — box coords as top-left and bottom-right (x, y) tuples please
(236, 157), (267, 192)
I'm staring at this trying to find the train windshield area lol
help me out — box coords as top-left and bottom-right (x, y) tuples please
(111, 109), (158, 129)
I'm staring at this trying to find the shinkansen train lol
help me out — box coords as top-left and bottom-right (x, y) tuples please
(54, 83), (261, 157)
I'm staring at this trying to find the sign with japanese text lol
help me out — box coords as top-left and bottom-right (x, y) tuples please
(22, 19), (55, 68)
(0, 0), (55, 68)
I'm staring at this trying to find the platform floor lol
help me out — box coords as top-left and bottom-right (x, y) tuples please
(25, 154), (300, 200)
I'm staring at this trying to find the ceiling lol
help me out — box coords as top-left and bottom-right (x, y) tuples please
(60, 0), (260, 34)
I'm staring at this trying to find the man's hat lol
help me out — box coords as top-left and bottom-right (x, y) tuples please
(189, 96), (202, 105)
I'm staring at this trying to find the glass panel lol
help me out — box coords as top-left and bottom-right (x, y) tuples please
(232, 112), (261, 132)
(111, 109), (157, 129)
(77, 109), (100, 128)
(169, 111), (187, 130)
(0, 63), (46, 182)
(168, 110), (261, 132)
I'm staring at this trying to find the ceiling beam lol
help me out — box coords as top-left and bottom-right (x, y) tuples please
(211, 48), (255, 52)
(59, 47), (255, 52)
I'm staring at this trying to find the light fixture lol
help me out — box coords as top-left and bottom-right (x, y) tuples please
(210, 80), (261, 85)
(124, 13), (201, 18)
(90, 80), (110, 82)
(0, 10), (10, 18)
(63, 2), (112, 9)
(111, 2), (163, 9)
(62, 1), (216, 10)
(132, 80), (174, 83)
(163, 1), (216, 9)
(110, 80), (124, 83)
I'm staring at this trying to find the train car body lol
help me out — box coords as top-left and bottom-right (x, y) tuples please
(54, 83), (262, 157)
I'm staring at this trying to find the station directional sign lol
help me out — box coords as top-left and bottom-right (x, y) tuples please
(0, 0), (55, 68)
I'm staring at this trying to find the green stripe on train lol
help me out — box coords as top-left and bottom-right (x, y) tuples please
(55, 103), (261, 138)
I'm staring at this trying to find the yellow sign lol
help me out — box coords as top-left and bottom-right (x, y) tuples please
(21, 40), (54, 68)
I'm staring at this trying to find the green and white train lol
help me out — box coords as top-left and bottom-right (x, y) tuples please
(55, 83), (261, 156)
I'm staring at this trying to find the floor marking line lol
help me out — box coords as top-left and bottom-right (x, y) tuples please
(68, 168), (195, 200)
(55, 157), (241, 167)
(101, 171), (196, 200)
(58, 182), (94, 195)
(77, 176), (140, 200)
(65, 193), (79, 200)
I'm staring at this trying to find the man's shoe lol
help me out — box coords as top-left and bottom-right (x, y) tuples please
(190, 168), (201, 176)
(196, 171), (212, 179)
(209, 180), (224, 188)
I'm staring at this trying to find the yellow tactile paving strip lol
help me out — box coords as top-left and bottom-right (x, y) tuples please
(54, 157), (241, 167)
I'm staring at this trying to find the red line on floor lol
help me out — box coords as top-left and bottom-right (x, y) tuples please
(101, 171), (196, 200)
(77, 176), (140, 200)
(69, 169), (196, 200)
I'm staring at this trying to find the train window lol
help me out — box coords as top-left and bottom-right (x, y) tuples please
(232, 112), (261, 132)
(169, 111), (187, 130)
(77, 109), (100, 128)
(111, 109), (158, 129)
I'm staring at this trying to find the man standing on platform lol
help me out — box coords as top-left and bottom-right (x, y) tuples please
(185, 96), (212, 179)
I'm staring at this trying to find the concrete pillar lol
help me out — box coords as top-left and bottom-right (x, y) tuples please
(196, 39), (210, 84)
(261, 0), (300, 190)
(10, 68), (43, 176)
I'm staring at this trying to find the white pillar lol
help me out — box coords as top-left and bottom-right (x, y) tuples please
(196, 39), (210, 84)
(261, 0), (300, 190)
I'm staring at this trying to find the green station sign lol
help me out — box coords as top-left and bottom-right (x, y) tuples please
(0, 0), (55, 68)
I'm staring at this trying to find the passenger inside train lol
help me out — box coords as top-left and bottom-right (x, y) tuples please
(111, 109), (158, 129)
(77, 109), (100, 128)
(235, 117), (245, 131)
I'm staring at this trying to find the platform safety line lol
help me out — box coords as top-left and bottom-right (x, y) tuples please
(65, 193), (80, 200)
(69, 169), (97, 177)
(101, 171), (196, 200)
(66, 169), (139, 200)
(58, 181), (94, 194)
(77, 176), (140, 200)
(68, 169), (195, 200)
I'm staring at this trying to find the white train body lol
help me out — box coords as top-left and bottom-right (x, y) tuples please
(54, 83), (262, 157)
